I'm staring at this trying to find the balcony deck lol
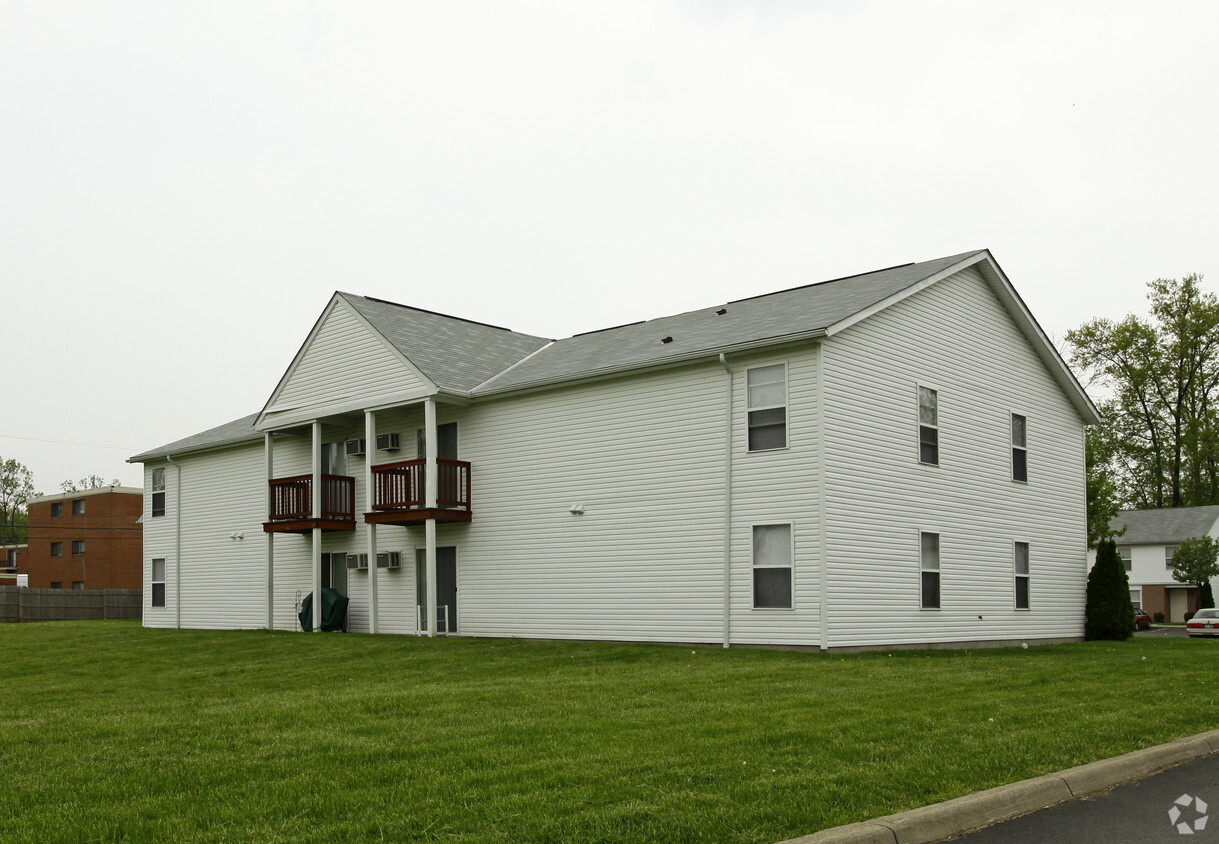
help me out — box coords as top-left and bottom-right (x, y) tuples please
(363, 458), (472, 525)
(263, 474), (357, 534)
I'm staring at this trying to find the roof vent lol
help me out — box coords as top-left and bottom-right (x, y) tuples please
(660, 336), (673, 344)
(716, 308), (727, 315)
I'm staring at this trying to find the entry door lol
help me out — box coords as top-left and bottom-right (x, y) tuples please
(320, 553), (348, 595)
(415, 547), (457, 633)
(416, 423), (458, 459)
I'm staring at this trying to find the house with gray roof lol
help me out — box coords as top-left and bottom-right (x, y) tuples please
(129, 249), (1101, 649)
(1107, 506), (1219, 622)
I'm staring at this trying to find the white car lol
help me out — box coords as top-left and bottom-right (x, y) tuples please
(1186, 608), (1219, 637)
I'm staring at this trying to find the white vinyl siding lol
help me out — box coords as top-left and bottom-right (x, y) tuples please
(821, 266), (1088, 647)
(451, 363), (729, 643)
(262, 298), (432, 429)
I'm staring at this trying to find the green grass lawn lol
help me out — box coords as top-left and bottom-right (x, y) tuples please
(0, 623), (1215, 843)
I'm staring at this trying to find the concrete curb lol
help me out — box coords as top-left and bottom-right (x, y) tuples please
(778, 728), (1219, 844)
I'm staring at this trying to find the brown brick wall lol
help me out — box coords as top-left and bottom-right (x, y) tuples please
(22, 491), (143, 590)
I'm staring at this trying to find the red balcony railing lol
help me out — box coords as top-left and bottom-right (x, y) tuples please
(268, 474), (355, 522)
(372, 459), (471, 513)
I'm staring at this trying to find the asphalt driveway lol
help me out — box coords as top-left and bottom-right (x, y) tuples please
(1135, 625), (1186, 637)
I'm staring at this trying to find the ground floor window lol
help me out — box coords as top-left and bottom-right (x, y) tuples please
(72, 581), (84, 590)
(1014, 542), (1030, 609)
(920, 532), (940, 609)
(151, 558), (166, 607)
(752, 523), (792, 608)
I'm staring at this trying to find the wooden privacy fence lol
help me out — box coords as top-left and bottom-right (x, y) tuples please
(0, 586), (142, 623)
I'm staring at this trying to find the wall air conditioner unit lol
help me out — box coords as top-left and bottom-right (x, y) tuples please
(345, 439), (367, 456)
(346, 553), (369, 570)
(376, 432), (401, 451)
(377, 551), (401, 569)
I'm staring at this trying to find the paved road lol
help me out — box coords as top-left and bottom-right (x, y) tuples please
(945, 753), (1219, 842)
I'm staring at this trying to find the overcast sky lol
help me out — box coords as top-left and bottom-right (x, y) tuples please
(3, 1), (1217, 494)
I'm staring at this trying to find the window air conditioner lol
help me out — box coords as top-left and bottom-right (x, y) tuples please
(377, 551), (401, 569)
(346, 553), (369, 570)
(345, 439), (367, 456)
(376, 432), (401, 451)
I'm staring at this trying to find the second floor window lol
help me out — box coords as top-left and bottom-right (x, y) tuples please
(1166, 545), (1178, 570)
(51, 502), (63, 518)
(1012, 414), (1028, 482)
(1118, 546), (1132, 572)
(51, 542), (63, 557)
(918, 386), (939, 465)
(747, 364), (787, 451)
(72, 540), (85, 556)
(72, 499), (86, 515)
(152, 468), (166, 518)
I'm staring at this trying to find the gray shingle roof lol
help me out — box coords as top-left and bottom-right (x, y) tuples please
(129, 413), (261, 462)
(340, 293), (552, 393)
(133, 249), (1030, 460)
(1111, 506), (1219, 545)
(474, 251), (985, 393)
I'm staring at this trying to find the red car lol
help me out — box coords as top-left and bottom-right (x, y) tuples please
(1133, 606), (1151, 631)
(1186, 608), (1219, 637)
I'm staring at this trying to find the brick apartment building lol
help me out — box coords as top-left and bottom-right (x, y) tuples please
(23, 487), (143, 590)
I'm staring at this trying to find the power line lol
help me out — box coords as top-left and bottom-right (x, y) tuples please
(0, 432), (141, 450)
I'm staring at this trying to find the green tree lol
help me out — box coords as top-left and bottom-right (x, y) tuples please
(1067, 275), (1219, 509)
(0, 457), (35, 546)
(1169, 536), (1219, 610)
(1085, 539), (1135, 641)
(1085, 425), (1125, 548)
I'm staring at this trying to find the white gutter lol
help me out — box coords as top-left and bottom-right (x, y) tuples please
(166, 454), (182, 630)
(719, 353), (733, 649)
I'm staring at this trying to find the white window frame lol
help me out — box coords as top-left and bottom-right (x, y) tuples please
(1118, 546), (1132, 572)
(151, 467), (166, 518)
(151, 558), (166, 608)
(746, 364), (788, 452)
(920, 531), (941, 610)
(1011, 414), (1028, 483)
(918, 385), (939, 465)
(1165, 545), (1178, 570)
(1014, 541), (1030, 610)
(751, 522), (794, 609)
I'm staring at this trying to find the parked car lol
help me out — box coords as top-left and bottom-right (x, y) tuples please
(1133, 605), (1151, 631)
(1186, 608), (1219, 637)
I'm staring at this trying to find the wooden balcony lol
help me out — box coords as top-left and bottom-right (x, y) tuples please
(364, 458), (472, 525)
(263, 474), (357, 534)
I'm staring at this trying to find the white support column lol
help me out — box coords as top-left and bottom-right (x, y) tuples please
(424, 398), (438, 509)
(425, 518), (438, 638)
(364, 410), (379, 635)
(424, 399), (438, 637)
(265, 432), (275, 631)
(311, 421), (322, 632)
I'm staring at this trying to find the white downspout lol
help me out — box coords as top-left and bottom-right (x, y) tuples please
(166, 454), (182, 630)
(719, 354), (733, 649)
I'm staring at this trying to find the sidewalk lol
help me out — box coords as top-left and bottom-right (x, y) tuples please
(778, 729), (1219, 844)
